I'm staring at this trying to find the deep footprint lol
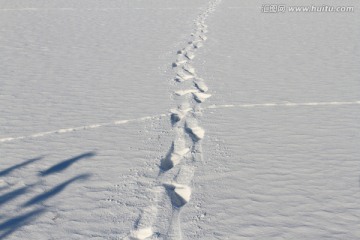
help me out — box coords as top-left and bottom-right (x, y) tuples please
(160, 142), (190, 171)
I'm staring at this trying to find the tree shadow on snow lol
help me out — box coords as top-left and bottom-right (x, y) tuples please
(0, 185), (32, 207)
(0, 173), (91, 238)
(39, 152), (96, 176)
(0, 151), (95, 238)
(0, 208), (45, 239)
(0, 157), (44, 177)
(23, 173), (91, 207)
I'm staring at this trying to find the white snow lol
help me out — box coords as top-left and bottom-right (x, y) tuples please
(1, 0), (360, 239)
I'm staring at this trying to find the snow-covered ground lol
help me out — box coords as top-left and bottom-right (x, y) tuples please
(1, 0), (360, 239)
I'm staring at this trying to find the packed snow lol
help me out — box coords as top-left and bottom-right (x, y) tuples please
(1, 0), (360, 239)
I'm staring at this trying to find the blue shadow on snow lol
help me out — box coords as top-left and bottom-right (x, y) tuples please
(22, 174), (91, 207)
(39, 152), (95, 176)
(0, 157), (43, 177)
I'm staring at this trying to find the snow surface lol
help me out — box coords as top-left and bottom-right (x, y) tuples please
(1, 0), (360, 239)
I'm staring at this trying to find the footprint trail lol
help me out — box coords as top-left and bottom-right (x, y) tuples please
(125, 0), (222, 239)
